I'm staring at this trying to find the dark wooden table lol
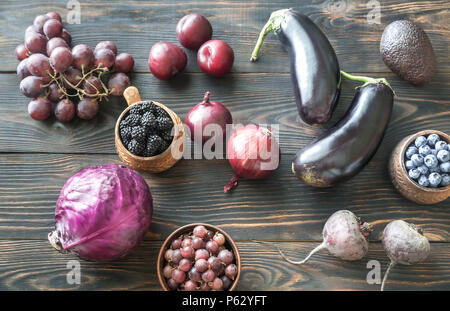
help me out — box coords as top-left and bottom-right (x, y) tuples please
(0, 0), (448, 291)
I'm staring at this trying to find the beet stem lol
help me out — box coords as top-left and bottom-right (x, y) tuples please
(224, 174), (239, 193)
(278, 242), (326, 265)
(381, 261), (396, 291)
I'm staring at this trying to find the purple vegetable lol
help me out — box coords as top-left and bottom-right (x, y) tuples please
(278, 210), (372, 264)
(48, 164), (152, 261)
(381, 220), (430, 291)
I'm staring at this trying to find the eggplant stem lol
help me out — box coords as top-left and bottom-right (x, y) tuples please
(250, 8), (290, 62)
(224, 174), (239, 193)
(340, 70), (395, 95)
(381, 261), (396, 291)
(278, 242), (326, 265)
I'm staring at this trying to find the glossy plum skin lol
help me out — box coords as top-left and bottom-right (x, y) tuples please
(149, 42), (187, 80)
(176, 13), (212, 50)
(197, 40), (234, 77)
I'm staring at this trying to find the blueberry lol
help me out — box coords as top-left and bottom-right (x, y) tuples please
(418, 145), (431, 156)
(411, 154), (424, 167)
(405, 160), (415, 170)
(414, 136), (427, 148)
(435, 140), (448, 152)
(429, 166), (440, 173)
(437, 149), (449, 162)
(430, 149), (437, 155)
(405, 146), (418, 159)
(408, 168), (420, 180)
(428, 172), (442, 187)
(418, 175), (430, 187)
(440, 162), (450, 173)
(441, 174), (450, 187)
(417, 165), (429, 175)
(424, 154), (438, 168)
(427, 133), (440, 146)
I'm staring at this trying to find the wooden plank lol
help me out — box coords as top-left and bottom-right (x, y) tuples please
(1, 0), (449, 73)
(0, 240), (447, 290)
(1, 154), (448, 241)
(1, 72), (449, 154)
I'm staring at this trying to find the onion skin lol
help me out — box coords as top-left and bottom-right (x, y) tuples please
(225, 125), (280, 192)
(48, 164), (152, 261)
(184, 91), (232, 145)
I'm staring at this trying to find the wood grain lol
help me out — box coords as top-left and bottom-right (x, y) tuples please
(0, 240), (447, 290)
(0, 72), (449, 154)
(0, 0), (449, 73)
(0, 154), (448, 241)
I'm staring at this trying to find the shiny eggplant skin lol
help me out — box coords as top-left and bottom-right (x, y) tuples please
(292, 82), (394, 187)
(277, 10), (341, 125)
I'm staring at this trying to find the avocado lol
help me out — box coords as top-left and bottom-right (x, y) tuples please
(380, 20), (435, 86)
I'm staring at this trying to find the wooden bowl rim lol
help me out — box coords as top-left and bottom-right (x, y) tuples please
(115, 100), (184, 161)
(398, 129), (449, 193)
(157, 223), (241, 291)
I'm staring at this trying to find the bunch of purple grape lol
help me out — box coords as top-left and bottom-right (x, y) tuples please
(163, 225), (238, 291)
(16, 12), (134, 122)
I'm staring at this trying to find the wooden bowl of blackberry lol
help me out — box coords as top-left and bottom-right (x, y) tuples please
(115, 86), (185, 173)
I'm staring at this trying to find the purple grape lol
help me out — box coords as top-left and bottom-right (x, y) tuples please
(184, 280), (197, 291)
(192, 237), (205, 250)
(43, 19), (62, 39)
(50, 47), (73, 72)
(114, 53), (134, 73)
(221, 275), (232, 290)
(26, 53), (53, 79)
(46, 12), (62, 23)
(211, 277), (224, 291)
(54, 99), (75, 123)
(72, 44), (94, 71)
(95, 41), (118, 55)
(62, 28), (72, 45)
(207, 256), (222, 273)
(193, 225), (207, 238)
(94, 48), (115, 68)
(108, 73), (130, 96)
(28, 96), (51, 121)
(195, 249), (210, 261)
(188, 267), (201, 282)
(15, 44), (30, 61)
(171, 269), (186, 284)
(83, 76), (102, 95)
(20, 76), (45, 98)
(181, 246), (195, 259)
(178, 258), (192, 272)
(167, 278), (178, 290)
(171, 249), (182, 264)
(206, 240), (219, 255)
(171, 238), (182, 250)
(164, 249), (173, 262)
(76, 98), (99, 120)
(225, 264), (238, 279)
(47, 37), (69, 56)
(33, 15), (50, 34)
(48, 83), (64, 102)
(25, 32), (47, 54)
(213, 233), (226, 246)
(17, 59), (32, 80)
(63, 67), (82, 88)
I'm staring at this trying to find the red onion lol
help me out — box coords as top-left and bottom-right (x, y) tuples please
(224, 124), (280, 192)
(184, 91), (232, 145)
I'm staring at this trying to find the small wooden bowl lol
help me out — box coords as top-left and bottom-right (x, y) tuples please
(157, 223), (241, 291)
(389, 130), (449, 204)
(115, 86), (185, 173)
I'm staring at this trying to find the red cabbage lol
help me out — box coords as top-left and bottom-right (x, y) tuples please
(48, 164), (152, 261)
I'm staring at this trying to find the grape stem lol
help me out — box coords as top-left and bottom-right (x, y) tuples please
(43, 65), (113, 103)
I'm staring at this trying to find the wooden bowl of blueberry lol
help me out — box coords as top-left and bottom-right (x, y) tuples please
(390, 130), (449, 204)
(115, 86), (185, 173)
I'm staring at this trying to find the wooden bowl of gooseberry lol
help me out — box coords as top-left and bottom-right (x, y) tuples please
(115, 86), (185, 173)
(389, 129), (449, 204)
(157, 223), (241, 291)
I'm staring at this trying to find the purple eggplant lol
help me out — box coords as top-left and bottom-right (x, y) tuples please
(292, 72), (394, 187)
(251, 9), (341, 125)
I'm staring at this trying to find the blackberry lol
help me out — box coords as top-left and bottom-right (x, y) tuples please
(120, 126), (132, 143)
(140, 101), (156, 114)
(154, 106), (169, 119)
(159, 139), (170, 153)
(131, 126), (146, 143)
(141, 111), (157, 129)
(127, 139), (144, 156)
(157, 116), (173, 132)
(160, 130), (173, 143)
(124, 113), (141, 126)
(144, 135), (163, 156)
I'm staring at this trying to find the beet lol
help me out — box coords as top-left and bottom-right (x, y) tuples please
(381, 220), (430, 291)
(278, 210), (372, 264)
